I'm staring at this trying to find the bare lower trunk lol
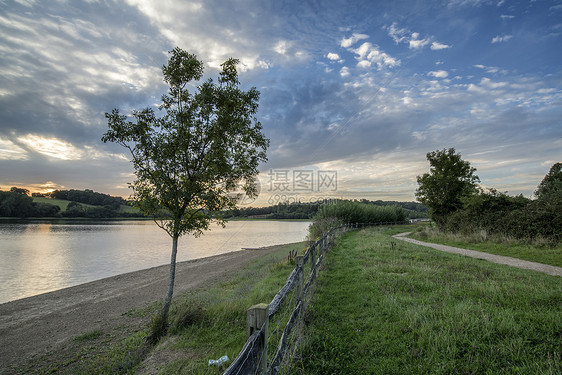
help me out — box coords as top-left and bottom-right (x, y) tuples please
(161, 235), (179, 322)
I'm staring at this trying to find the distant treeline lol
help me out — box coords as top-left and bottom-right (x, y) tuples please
(1, 188), (61, 217)
(1, 186), (429, 221)
(0, 187), (143, 218)
(224, 199), (428, 220)
(49, 189), (127, 209)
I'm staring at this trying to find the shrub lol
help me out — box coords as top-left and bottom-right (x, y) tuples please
(314, 200), (406, 225)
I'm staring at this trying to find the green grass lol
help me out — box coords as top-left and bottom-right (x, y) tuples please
(411, 225), (562, 267)
(154, 241), (307, 374)
(32, 196), (76, 211)
(32, 196), (141, 216)
(290, 226), (561, 374)
(73, 330), (103, 342)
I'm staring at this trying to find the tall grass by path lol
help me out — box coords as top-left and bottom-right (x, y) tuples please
(290, 226), (561, 374)
(412, 225), (562, 267)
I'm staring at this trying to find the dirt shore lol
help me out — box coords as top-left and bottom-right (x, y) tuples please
(0, 245), (292, 374)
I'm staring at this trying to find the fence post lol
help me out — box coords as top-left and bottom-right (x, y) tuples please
(311, 245), (316, 272)
(247, 303), (269, 374)
(295, 256), (304, 304)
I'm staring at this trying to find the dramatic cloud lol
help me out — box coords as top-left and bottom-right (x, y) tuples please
(1, 0), (560, 201)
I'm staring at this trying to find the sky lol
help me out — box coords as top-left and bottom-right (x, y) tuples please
(1, 0), (561, 206)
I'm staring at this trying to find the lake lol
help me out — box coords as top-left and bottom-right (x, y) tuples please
(0, 220), (311, 304)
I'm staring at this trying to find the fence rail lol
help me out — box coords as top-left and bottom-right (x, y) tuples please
(223, 221), (407, 375)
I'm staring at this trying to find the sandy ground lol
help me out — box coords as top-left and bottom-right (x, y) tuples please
(393, 232), (562, 277)
(0, 245), (291, 374)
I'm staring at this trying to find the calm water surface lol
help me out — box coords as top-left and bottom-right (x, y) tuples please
(0, 220), (310, 304)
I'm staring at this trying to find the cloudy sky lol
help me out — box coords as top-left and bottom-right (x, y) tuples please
(1, 0), (561, 205)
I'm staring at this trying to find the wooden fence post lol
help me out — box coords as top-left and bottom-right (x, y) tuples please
(247, 303), (269, 374)
(295, 256), (304, 304)
(311, 246), (316, 272)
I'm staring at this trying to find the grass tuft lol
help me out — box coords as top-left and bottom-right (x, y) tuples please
(73, 330), (103, 342)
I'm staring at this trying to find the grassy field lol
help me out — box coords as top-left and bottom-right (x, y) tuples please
(411, 225), (562, 267)
(32, 196), (139, 215)
(290, 226), (561, 374)
(32, 196), (78, 211)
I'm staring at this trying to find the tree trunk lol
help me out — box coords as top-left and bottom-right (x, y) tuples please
(161, 234), (179, 322)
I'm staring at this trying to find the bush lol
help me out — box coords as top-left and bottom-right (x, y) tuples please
(314, 200), (407, 225)
(443, 189), (561, 244)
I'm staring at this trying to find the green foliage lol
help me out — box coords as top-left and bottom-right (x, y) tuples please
(535, 162), (562, 200)
(224, 200), (427, 220)
(313, 200), (407, 225)
(443, 177), (562, 244)
(10, 187), (30, 195)
(73, 330), (103, 342)
(416, 148), (480, 226)
(307, 217), (344, 243)
(50, 189), (127, 209)
(0, 189), (60, 218)
(287, 249), (298, 265)
(102, 47), (269, 239)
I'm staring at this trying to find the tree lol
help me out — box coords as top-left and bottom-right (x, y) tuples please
(535, 162), (562, 201)
(10, 187), (30, 196)
(102, 47), (269, 342)
(415, 148), (480, 226)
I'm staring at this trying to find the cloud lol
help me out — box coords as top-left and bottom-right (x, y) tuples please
(18, 135), (85, 160)
(428, 70), (449, 78)
(0, 138), (28, 160)
(387, 22), (448, 51)
(491, 34), (512, 43)
(1, 0), (560, 202)
(347, 41), (400, 70)
(473, 64), (501, 73)
(431, 41), (451, 50)
(500, 14), (515, 19)
(409, 32), (431, 49)
(387, 22), (409, 44)
(326, 52), (343, 63)
(340, 33), (369, 48)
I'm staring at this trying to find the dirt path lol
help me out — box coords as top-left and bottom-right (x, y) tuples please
(393, 232), (562, 277)
(0, 245), (292, 374)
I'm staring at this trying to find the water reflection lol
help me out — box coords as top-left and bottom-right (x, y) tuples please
(0, 220), (310, 304)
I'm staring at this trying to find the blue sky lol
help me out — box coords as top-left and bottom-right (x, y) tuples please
(0, 0), (561, 205)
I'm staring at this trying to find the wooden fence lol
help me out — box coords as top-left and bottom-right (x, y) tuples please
(223, 222), (407, 375)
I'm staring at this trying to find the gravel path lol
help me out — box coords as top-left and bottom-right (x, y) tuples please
(393, 232), (562, 277)
(0, 245), (292, 374)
